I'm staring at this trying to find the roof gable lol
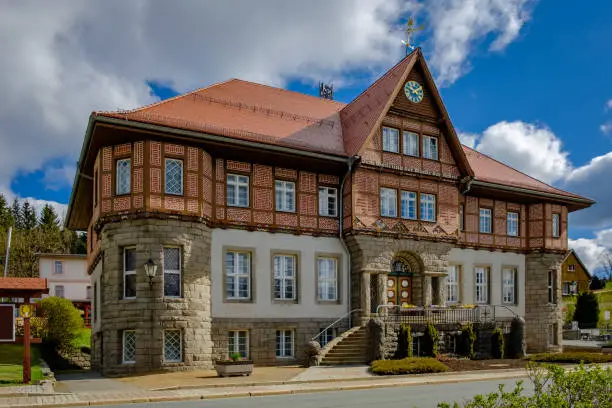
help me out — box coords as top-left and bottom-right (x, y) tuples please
(563, 249), (592, 279)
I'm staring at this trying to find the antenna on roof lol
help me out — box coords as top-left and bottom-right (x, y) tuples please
(319, 82), (334, 100)
(401, 17), (425, 56)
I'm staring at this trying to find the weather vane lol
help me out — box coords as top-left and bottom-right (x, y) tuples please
(401, 17), (424, 56)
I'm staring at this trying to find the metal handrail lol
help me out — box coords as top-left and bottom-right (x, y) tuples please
(311, 309), (363, 342)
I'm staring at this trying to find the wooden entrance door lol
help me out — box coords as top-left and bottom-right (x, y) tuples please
(385, 275), (413, 306)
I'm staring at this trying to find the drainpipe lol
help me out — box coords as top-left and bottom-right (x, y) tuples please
(339, 155), (360, 328)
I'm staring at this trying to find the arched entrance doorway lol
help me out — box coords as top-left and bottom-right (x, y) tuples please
(385, 258), (415, 306)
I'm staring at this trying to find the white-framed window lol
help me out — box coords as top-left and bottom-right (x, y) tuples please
(400, 191), (417, 220)
(446, 265), (459, 303)
(226, 174), (249, 207)
(568, 264), (576, 272)
(552, 213), (560, 237)
(548, 270), (555, 304)
(275, 180), (295, 212)
(420, 193), (436, 222)
(122, 330), (136, 364)
(422, 136), (438, 160)
(226, 251), (251, 300)
(163, 247), (181, 298)
(123, 247), (137, 299)
(382, 127), (399, 153)
(502, 267), (517, 305)
(474, 267), (489, 304)
(54, 260), (63, 274)
(116, 158), (131, 195)
(86, 286), (92, 300)
(163, 330), (182, 363)
(228, 330), (249, 358)
(317, 257), (338, 302)
(164, 158), (183, 195)
(403, 131), (419, 156)
(479, 208), (492, 233)
(507, 212), (519, 236)
(319, 327), (337, 347)
(562, 282), (577, 296)
(274, 255), (296, 300)
(276, 329), (294, 358)
(380, 188), (397, 217)
(318, 187), (337, 217)
(459, 205), (464, 231)
(55, 285), (65, 298)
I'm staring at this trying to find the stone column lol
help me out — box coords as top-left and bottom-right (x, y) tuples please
(423, 276), (433, 306)
(377, 273), (388, 312)
(361, 272), (371, 325)
(439, 275), (447, 305)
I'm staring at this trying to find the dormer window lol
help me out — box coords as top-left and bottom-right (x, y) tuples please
(423, 136), (438, 160)
(382, 127), (399, 153)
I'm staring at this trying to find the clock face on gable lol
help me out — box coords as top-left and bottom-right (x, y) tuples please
(404, 81), (424, 104)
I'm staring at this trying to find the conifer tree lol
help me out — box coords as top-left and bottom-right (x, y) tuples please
(39, 204), (60, 231)
(22, 201), (37, 230)
(11, 199), (23, 229)
(0, 193), (13, 229)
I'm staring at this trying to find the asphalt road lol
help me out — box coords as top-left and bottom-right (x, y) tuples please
(73, 377), (534, 408)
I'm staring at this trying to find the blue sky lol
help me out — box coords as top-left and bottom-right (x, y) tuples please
(3, 1), (612, 272)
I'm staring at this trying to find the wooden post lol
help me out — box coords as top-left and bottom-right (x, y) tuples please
(23, 315), (31, 383)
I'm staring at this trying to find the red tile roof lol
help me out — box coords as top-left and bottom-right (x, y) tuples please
(0, 278), (48, 291)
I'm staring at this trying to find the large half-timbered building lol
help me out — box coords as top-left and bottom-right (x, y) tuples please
(66, 49), (593, 375)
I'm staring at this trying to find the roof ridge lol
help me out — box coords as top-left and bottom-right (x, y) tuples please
(462, 143), (572, 193)
(229, 78), (346, 106)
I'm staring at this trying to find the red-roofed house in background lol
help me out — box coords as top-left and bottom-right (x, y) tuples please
(65, 49), (594, 376)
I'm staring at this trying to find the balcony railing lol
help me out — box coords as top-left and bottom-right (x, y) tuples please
(375, 304), (501, 325)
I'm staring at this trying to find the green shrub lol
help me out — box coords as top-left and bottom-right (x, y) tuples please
(396, 324), (413, 359)
(422, 321), (440, 357)
(371, 357), (448, 375)
(491, 328), (504, 359)
(38, 297), (84, 352)
(573, 292), (600, 329)
(527, 352), (612, 364)
(458, 323), (476, 359)
(563, 302), (576, 325)
(438, 363), (612, 407)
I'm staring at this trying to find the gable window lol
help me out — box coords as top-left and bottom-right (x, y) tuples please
(163, 329), (182, 363)
(403, 131), (419, 156)
(319, 187), (337, 217)
(479, 208), (492, 233)
(163, 247), (181, 298)
(226, 174), (249, 207)
(123, 248), (136, 299)
(446, 265), (460, 303)
(567, 264), (576, 272)
(273, 254), (296, 301)
(54, 260), (63, 274)
(502, 267), (517, 305)
(275, 180), (295, 212)
(552, 213), (560, 237)
(422, 136), (438, 160)
(122, 330), (136, 364)
(420, 193), (436, 222)
(165, 158), (183, 195)
(459, 205), (464, 231)
(548, 270), (556, 304)
(380, 188), (397, 217)
(226, 251), (251, 300)
(382, 127), (399, 153)
(55, 285), (65, 298)
(474, 267), (489, 304)
(276, 329), (294, 358)
(228, 330), (249, 358)
(400, 191), (417, 220)
(116, 158), (131, 195)
(507, 212), (519, 236)
(317, 257), (338, 302)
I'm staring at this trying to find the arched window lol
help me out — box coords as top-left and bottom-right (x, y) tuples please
(392, 260), (411, 275)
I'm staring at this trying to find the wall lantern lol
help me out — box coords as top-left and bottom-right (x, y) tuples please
(144, 258), (158, 289)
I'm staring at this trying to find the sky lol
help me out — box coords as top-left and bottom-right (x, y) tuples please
(1, 0), (611, 274)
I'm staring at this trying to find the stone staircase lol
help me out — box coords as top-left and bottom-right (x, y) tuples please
(320, 326), (368, 365)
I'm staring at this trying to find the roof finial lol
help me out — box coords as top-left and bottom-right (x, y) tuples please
(319, 82), (334, 100)
(401, 17), (425, 56)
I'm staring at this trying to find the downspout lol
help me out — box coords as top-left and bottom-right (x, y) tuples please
(339, 155), (360, 328)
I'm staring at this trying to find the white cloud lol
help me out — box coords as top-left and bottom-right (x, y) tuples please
(458, 132), (479, 148)
(600, 121), (612, 135)
(605, 99), (612, 112)
(425, 0), (535, 85)
(569, 237), (607, 274)
(43, 163), (76, 192)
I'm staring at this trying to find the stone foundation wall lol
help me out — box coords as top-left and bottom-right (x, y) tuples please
(94, 219), (212, 376)
(525, 252), (564, 353)
(211, 318), (348, 365)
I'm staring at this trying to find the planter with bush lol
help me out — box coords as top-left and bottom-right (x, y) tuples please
(215, 353), (253, 377)
(371, 357), (448, 375)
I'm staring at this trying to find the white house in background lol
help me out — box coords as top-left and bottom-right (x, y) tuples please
(38, 253), (91, 326)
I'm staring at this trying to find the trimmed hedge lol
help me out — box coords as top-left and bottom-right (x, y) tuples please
(528, 352), (612, 364)
(371, 357), (448, 375)
(491, 327), (504, 359)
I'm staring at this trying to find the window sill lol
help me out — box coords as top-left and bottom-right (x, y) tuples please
(318, 214), (339, 219)
(121, 297), (137, 301)
(273, 299), (298, 304)
(224, 298), (253, 304)
(276, 209), (296, 213)
(316, 299), (340, 305)
(479, 231), (493, 235)
(382, 149), (400, 154)
(115, 193), (131, 197)
(165, 192), (184, 197)
(227, 203), (250, 209)
(421, 157), (439, 163)
(122, 361), (135, 365)
(420, 219), (436, 224)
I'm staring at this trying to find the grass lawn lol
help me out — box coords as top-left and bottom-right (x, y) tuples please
(71, 328), (91, 350)
(0, 344), (44, 386)
(596, 290), (612, 327)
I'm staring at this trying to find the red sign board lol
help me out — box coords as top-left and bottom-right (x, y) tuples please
(0, 304), (15, 342)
